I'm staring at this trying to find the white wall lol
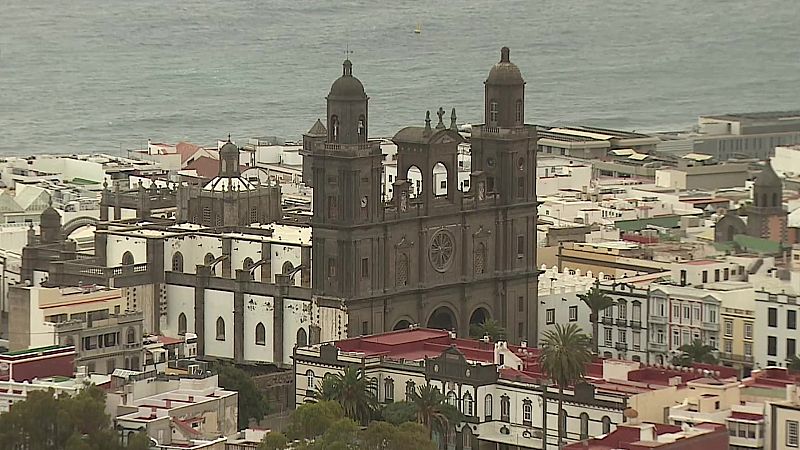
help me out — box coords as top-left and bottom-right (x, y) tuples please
(243, 294), (273, 362)
(107, 235), (148, 265)
(163, 285), (195, 337)
(203, 289), (234, 359)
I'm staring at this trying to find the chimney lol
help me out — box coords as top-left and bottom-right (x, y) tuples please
(188, 395), (194, 402)
(639, 423), (656, 442)
(150, 406), (157, 419)
(165, 399), (172, 408)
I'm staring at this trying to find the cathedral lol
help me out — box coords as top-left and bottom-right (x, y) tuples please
(303, 47), (540, 343)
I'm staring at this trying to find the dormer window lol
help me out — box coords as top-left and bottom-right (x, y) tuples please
(489, 101), (498, 124)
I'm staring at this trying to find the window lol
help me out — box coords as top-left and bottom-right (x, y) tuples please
(632, 331), (641, 350)
(672, 330), (680, 347)
(602, 416), (612, 434)
(580, 413), (590, 440)
(702, 271), (708, 283)
(361, 258), (369, 278)
(744, 342), (753, 356)
(632, 301), (641, 321)
(657, 329), (665, 344)
(462, 426), (473, 450)
(693, 307), (701, 321)
(769, 307), (778, 327)
(673, 304), (680, 318)
(178, 313), (187, 335)
(297, 328), (308, 347)
(361, 321), (369, 335)
(518, 296), (524, 312)
(515, 100), (523, 124)
(216, 317), (225, 340)
(522, 400), (532, 426)
(715, 269), (720, 282)
(745, 323), (753, 339)
(172, 252), (184, 272)
(617, 301), (627, 319)
(604, 328), (612, 346)
(463, 392), (473, 416)
(788, 420), (799, 447)
(724, 339), (732, 353)
(127, 327), (136, 344)
(790, 310), (797, 330)
(406, 381), (416, 401)
(546, 308), (555, 325)
(724, 320), (733, 336)
(569, 305), (578, 322)
(724, 268), (729, 280)
(122, 251), (134, 265)
(306, 370), (315, 390)
(484, 394), (493, 420)
(328, 258), (336, 277)
(618, 329), (627, 343)
(489, 100), (498, 123)
(708, 308), (717, 323)
(500, 395), (510, 422)
(384, 378), (394, 402)
(768, 336), (777, 356)
(709, 336), (717, 349)
(255, 323), (266, 346)
(683, 306), (690, 319)
(447, 391), (457, 407)
(516, 235), (525, 257)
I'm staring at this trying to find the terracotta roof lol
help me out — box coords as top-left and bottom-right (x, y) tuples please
(184, 156), (220, 179)
(176, 142), (203, 164)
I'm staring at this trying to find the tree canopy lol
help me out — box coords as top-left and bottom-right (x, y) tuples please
(314, 366), (377, 424)
(215, 363), (269, 429)
(577, 285), (614, 354)
(0, 385), (150, 450)
(469, 318), (506, 342)
(672, 339), (717, 366)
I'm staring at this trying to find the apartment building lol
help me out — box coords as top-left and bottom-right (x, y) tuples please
(597, 282), (650, 362)
(54, 310), (143, 374)
(754, 290), (800, 368)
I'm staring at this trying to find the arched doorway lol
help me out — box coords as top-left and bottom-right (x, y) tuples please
(393, 319), (412, 331)
(469, 308), (490, 327)
(427, 306), (457, 331)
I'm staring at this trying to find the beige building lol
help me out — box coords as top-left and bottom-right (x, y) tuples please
(557, 241), (672, 278)
(767, 385), (800, 450)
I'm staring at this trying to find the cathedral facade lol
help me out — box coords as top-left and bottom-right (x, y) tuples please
(304, 48), (540, 343)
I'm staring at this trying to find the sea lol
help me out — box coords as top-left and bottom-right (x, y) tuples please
(1, 0), (799, 155)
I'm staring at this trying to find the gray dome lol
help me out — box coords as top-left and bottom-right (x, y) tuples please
(328, 60), (366, 100)
(220, 141), (238, 158)
(486, 47), (524, 86)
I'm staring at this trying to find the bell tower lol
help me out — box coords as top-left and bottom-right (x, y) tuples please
(327, 60), (368, 144)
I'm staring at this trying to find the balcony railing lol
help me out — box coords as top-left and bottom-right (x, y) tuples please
(702, 321), (720, 332)
(630, 320), (642, 329)
(648, 341), (668, 352)
(649, 315), (667, 324)
(616, 319), (627, 327)
(601, 317), (613, 325)
(615, 343), (628, 352)
(718, 352), (754, 363)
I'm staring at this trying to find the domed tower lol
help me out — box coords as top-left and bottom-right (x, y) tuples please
(485, 46), (525, 128)
(40, 203), (62, 244)
(748, 160), (786, 241)
(219, 140), (241, 177)
(326, 60), (368, 144)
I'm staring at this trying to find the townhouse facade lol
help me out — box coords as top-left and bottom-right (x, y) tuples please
(754, 290), (800, 369)
(597, 282), (650, 362)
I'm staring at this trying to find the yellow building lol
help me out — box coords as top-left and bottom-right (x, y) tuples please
(719, 303), (756, 375)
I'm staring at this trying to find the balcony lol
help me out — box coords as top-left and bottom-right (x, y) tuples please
(601, 316), (613, 325)
(649, 315), (667, 324)
(648, 341), (668, 352)
(630, 320), (642, 329)
(702, 321), (720, 332)
(718, 352), (754, 364)
(615, 343), (628, 352)
(616, 318), (627, 327)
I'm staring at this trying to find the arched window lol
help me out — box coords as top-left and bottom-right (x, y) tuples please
(523, 400), (533, 425)
(433, 162), (448, 197)
(484, 394), (493, 420)
(204, 253), (216, 275)
(489, 100), (498, 123)
(216, 317), (225, 340)
(126, 327), (136, 344)
(243, 257), (254, 271)
(407, 165), (422, 198)
(462, 425), (474, 450)
(384, 378), (394, 402)
(282, 261), (294, 275)
(172, 252), (184, 272)
(122, 251), (134, 265)
(515, 99), (523, 124)
(474, 242), (487, 274)
(331, 115), (339, 142)
(405, 380), (416, 401)
(602, 416), (612, 434)
(296, 328), (308, 347)
(580, 412), (590, 439)
(306, 370), (315, 390)
(178, 313), (187, 335)
(463, 392), (474, 416)
(255, 322), (266, 346)
(447, 391), (457, 407)
(396, 253), (409, 286)
(358, 114), (366, 139)
(500, 395), (510, 421)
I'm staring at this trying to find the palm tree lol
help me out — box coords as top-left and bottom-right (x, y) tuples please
(672, 339), (717, 366)
(410, 383), (463, 446)
(577, 284), (614, 355)
(469, 318), (506, 342)
(314, 366), (377, 425)
(539, 323), (593, 448)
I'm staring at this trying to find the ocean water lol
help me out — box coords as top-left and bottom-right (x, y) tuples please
(1, 0), (799, 154)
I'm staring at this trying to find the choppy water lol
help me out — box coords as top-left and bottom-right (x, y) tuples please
(1, 0), (799, 154)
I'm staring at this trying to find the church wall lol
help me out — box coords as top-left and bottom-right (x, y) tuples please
(316, 301), (348, 342)
(230, 238), (263, 281)
(107, 235), (147, 265)
(203, 289), (234, 359)
(243, 293), (273, 362)
(284, 298), (312, 359)
(270, 243), (303, 286)
(164, 284), (195, 337)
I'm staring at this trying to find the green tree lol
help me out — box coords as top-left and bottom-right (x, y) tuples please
(258, 432), (288, 450)
(0, 385), (150, 450)
(314, 366), (377, 424)
(577, 285), (614, 355)
(539, 323), (593, 448)
(216, 363), (269, 429)
(410, 383), (464, 446)
(360, 421), (436, 450)
(672, 339), (718, 366)
(380, 401), (417, 425)
(469, 318), (506, 341)
(297, 418), (360, 450)
(287, 400), (344, 441)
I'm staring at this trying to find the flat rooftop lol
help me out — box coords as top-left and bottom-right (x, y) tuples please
(702, 110), (800, 122)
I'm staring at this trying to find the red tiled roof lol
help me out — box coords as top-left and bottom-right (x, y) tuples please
(729, 411), (764, 421)
(157, 336), (183, 346)
(176, 142), (203, 164)
(184, 156), (220, 180)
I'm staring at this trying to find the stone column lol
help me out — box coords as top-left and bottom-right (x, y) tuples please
(233, 269), (249, 363)
(195, 265), (210, 357)
(222, 237), (232, 279)
(273, 274), (289, 366)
